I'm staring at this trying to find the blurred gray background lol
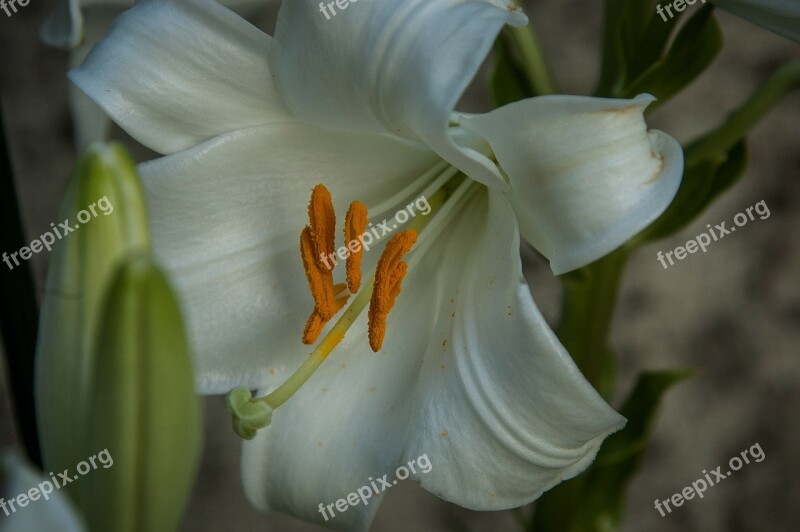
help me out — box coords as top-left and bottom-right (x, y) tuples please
(1, 0), (798, 530)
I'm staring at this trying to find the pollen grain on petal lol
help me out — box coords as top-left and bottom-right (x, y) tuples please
(300, 226), (337, 320)
(368, 230), (418, 352)
(345, 200), (368, 293)
(308, 184), (336, 267)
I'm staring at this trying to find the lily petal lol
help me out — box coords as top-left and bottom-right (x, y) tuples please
(68, 0), (291, 154)
(269, 0), (527, 189)
(713, 0), (800, 42)
(42, 0), (268, 49)
(137, 123), (439, 394)
(403, 187), (626, 509)
(241, 185), (624, 529)
(461, 94), (683, 274)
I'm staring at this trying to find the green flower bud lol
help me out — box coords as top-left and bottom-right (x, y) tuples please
(83, 255), (200, 532)
(35, 142), (149, 501)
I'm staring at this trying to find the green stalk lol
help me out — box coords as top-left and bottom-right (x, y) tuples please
(685, 60), (800, 166)
(509, 24), (558, 96)
(556, 247), (629, 393)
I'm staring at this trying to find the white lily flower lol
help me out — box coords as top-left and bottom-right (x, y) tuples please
(713, 0), (800, 42)
(40, 0), (273, 147)
(68, 0), (682, 529)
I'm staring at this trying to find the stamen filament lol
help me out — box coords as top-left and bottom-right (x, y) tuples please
(227, 172), (460, 439)
(258, 185), (448, 410)
(260, 273), (376, 409)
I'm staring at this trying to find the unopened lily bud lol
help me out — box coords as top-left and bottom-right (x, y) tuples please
(83, 255), (200, 532)
(35, 142), (150, 504)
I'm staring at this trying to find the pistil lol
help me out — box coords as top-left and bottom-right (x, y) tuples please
(226, 173), (453, 440)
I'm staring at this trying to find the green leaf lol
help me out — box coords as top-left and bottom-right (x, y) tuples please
(579, 370), (694, 531)
(596, 0), (631, 96)
(84, 255), (200, 532)
(634, 140), (748, 242)
(626, 5), (683, 82)
(596, 0), (685, 97)
(490, 32), (533, 107)
(685, 60), (800, 166)
(618, 0), (653, 73)
(35, 142), (150, 503)
(621, 5), (722, 108)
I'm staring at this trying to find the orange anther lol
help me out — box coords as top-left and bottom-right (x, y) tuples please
(300, 226), (337, 321)
(344, 201), (368, 293)
(367, 230), (417, 351)
(308, 184), (336, 268)
(302, 294), (349, 345)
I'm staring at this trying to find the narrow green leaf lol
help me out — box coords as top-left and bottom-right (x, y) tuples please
(35, 142), (150, 503)
(619, 0), (653, 71)
(596, 0), (687, 97)
(490, 32), (533, 107)
(579, 370), (694, 530)
(596, 0), (630, 96)
(626, 5), (683, 80)
(685, 60), (800, 166)
(622, 5), (722, 107)
(84, 256), (200, 532)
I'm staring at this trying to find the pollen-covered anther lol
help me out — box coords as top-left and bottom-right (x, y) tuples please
(345, 200), (368, 293)
(308, 184), (336, 267)
(368, 230), (418, 352)
(302, 300), (348, 345)
(300, 226), (337, 320)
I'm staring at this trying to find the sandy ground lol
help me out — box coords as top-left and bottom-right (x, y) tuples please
(1, 0), (798, 531)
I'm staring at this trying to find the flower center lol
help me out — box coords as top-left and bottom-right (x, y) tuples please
(226, 167), (461, 440)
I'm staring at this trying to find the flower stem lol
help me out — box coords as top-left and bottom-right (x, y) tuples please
(556, 247), (629, 397)
(509, 24), (558, 96)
